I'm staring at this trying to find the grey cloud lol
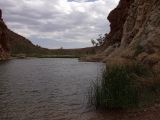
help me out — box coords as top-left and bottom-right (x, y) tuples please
(31, 38), (91, 49)
(0, 0), (119, 48)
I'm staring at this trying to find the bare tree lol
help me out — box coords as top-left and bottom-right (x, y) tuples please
(91, 34), (105, 47)
(91, 39), (96, 46)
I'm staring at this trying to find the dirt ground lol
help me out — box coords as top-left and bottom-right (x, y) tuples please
(80, 104), (160, 120)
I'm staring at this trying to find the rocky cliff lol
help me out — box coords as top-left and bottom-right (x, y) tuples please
(0, 9), (10, 60)
(0, 9), (53, 59)
(106, 0), (134, 45)
(86, 0), (160, 72)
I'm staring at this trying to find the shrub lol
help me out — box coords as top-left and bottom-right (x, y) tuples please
(88, 64), (158, 109)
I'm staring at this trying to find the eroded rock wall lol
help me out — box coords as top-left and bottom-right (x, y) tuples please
(0, 9), (10, 60)
(106, 0), (160, 68)
(86, 0), (160, 71)
(106, 0), (134, 45)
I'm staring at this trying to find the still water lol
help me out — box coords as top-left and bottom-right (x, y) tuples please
(0, 58), (105, 120)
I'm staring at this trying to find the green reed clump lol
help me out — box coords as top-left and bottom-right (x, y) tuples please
(134, 45), (145, 56)
(88, 64), (155, 109)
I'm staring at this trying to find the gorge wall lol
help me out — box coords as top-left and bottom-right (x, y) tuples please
(105, 0), (134, 45)
(0, 9), (53, 59)
(0, 9), (10, 60)
(86, 0), (160, 72)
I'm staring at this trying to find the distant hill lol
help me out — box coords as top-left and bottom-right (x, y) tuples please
(0, 9), (96, 59)
(7, 28), (96, 57)
(0, 19), (52, 59)
(7, 29), (52, 56)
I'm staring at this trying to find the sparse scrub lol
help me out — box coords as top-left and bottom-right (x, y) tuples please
(88, 63), (160, 109)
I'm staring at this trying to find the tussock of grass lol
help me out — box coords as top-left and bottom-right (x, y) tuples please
(134, 45), (145, 56)
(88, 64), (159, 109)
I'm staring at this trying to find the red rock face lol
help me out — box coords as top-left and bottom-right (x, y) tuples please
(0, 9), (2, 19)
(0, 10), (10, 60)
(106, 0), (134, 44)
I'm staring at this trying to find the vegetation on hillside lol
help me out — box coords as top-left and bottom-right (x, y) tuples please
(8, 30), (96, 58)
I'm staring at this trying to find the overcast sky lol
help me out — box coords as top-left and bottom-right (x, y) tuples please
(0, 0), (119, 49)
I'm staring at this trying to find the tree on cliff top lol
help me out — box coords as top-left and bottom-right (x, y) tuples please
(91, 34), (105, 47)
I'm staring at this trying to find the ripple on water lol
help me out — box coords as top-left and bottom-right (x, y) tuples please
(0, 58), (105, 120)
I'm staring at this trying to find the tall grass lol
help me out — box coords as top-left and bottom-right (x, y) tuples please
(134, 45), (145, 56)
(88, 64), (159, 109)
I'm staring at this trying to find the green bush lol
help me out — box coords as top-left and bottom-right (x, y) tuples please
(88, 64), (157, 109)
